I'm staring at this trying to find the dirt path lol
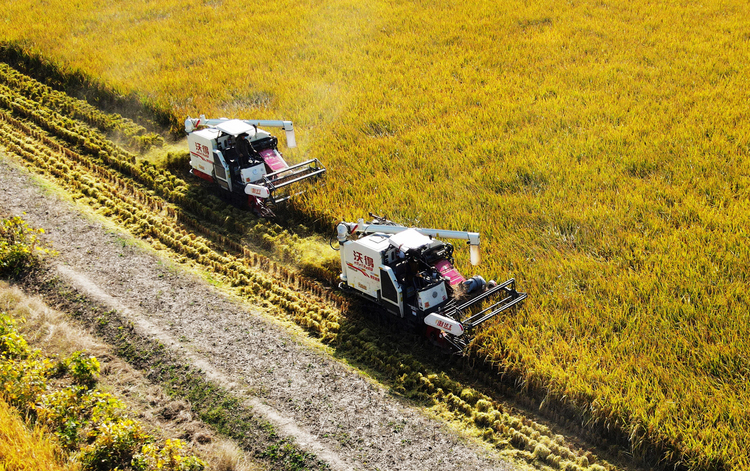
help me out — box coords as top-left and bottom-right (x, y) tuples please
(0, 154), (519, 470)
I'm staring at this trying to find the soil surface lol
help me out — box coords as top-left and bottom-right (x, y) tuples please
(0, 153), (520, 470)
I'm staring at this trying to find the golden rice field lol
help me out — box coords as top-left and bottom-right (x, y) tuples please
(1, 0), (749, 469)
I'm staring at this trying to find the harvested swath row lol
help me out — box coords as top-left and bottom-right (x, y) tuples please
(0, 69), (616, 470)
(0, 112), (344, 343)
(0, 83), (138, 166)
(0, 110), (165, 212)
(0, 62), (163, 150)
(169, 209), (344, 304)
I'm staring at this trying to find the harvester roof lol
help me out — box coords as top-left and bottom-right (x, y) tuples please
(214, 119), (257, 136)
(389, 228), (432, 252)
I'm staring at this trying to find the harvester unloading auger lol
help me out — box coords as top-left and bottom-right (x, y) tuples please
(185, 116), (325, 217)
(336, 214), (527, 352)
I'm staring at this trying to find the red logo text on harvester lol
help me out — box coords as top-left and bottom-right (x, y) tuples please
(193, 142), (211, 162)
(347, 251), (379, 281)
(435, 319), (453, 332)
(353, 251), (374, 270)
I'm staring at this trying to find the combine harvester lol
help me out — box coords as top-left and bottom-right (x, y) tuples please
(185, 116), (325, 217)
(336, 214), (526, 352)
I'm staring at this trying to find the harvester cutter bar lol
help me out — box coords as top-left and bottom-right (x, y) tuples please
(443, 333), (468, 353)
(270, 167), (327, 190)
(261, 158), (326, 203)
(265, 158), (325, 184)
(457, 278), (527, 329)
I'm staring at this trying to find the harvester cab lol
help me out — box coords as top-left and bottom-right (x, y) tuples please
(185, 115), (325, 217)
(336, 215), (527, 352)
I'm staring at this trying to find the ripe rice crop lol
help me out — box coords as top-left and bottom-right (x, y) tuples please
(2, 0), (750, 468)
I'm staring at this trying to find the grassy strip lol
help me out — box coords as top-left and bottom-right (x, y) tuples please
(18, 268), (328, 471)
(0, 285), (205, 470)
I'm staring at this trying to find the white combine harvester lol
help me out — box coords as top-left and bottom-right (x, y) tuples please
(185, 116), (325, 217)
(336, 214), (526, 352)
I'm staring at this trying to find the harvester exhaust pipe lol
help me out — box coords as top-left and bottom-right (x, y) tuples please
(337, 222), (350, 244)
